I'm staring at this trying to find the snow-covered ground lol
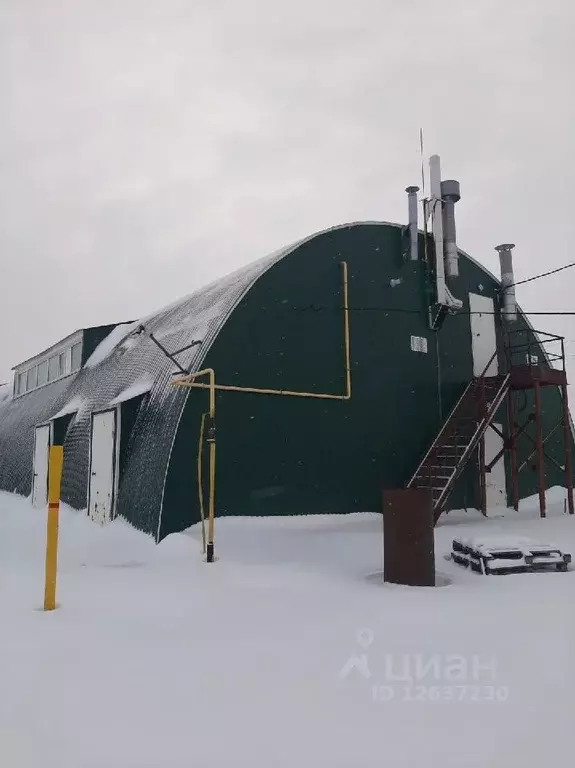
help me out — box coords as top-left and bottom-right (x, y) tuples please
(1, 489), (574, 767)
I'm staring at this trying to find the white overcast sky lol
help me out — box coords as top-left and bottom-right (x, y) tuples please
(1, 0), (574, 383)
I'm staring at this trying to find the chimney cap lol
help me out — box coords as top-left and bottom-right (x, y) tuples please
(495, 243), (516, 252)
(440, 179), (461, 202)
(405, 185), (420, 193)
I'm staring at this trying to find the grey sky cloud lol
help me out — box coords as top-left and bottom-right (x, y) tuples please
(1, 0), (574, 382)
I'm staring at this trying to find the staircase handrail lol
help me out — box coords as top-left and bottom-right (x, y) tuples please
(407, 347), (501, 487)
(434, 372), (510, 514)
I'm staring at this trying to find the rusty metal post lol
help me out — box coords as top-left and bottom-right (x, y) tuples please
(478, 437), (487, 516)
(382, 489), (435, 587)
(477, 378), (487, 516)
(561, 382), (574, 515)
(533, 381), (546, 518)
(507, 389), (519, 511)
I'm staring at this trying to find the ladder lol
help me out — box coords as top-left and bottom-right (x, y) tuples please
(407, 373), (510, 522)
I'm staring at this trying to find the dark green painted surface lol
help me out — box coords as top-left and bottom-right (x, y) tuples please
(53, 413), (73, 446)
(160, 224), (574, 539)
(118, 393), (147, 488)
(81, 324), (128, 366)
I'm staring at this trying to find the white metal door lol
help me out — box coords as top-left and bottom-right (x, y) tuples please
(484, 423), (507, 509)
(88, 410), (117, 525)
(469, 293), (498, 376)
(32, 425), (51, 508)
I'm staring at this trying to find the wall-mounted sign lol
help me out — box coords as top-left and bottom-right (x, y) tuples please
(411, 335), (428, 354)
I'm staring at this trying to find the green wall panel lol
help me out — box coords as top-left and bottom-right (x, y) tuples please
(160, 224), (573, 538)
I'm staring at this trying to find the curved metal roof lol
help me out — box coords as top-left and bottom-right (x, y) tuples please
(0, 226), (322, 532)
(0, 220), (510, 537)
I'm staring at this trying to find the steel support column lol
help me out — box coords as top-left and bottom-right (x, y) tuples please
(533, 381), (546, 518)
(561, 383), (574, 515)
(506, 389), (519, 511)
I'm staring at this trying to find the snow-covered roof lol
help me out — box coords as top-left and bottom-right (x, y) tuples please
(11, 328), (84, 370)
(0, 225), (310, 523)
(108, 377), (153, 406)
(0, 219), (553, 539)
(51, 396), (89, 420)
(84, 321), (141, 369)
(0, 382), (11, 405)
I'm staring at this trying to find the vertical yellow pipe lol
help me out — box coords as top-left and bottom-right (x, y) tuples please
(177, 256), (349, 558)
(186, 368), (216, 562)
(207, 440), (216, 561)
(197, 413), (207, 553)
(44, 445), (63, 611)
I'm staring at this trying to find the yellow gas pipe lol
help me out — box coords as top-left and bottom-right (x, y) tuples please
(173, 261), (351, 562)
(183, 368), (216, 561)
(174, 261), (351, 401)
(197, 412), (207, 554)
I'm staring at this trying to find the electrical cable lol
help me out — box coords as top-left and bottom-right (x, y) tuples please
(273, 305), (575, 317)
(506, 262), (575, 290)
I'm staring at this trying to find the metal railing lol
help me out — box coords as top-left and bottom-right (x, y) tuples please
(408, 346), (506, 493)
(503, 328), (566, 374)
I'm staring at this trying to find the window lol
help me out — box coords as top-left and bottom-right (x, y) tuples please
(71, 342), (82, 372)
(15, 337), (81, 397)
(37, 360), (48, 386)
(27, 366), (38, 390)
(59, 351), (70, 376)
(48, 356), (59, 382)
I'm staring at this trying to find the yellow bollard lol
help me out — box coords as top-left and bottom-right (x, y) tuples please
(44, 445), (64, 611)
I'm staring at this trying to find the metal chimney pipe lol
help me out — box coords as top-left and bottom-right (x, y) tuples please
(440, 179), (461, 278)
(496, 243), (517, 322)
(405, 185), (420, 261)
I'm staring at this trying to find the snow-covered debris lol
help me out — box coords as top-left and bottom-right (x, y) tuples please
(452, 530), (572, 575)
(455, 535), (560, 553)
(83, 321), (141, 369)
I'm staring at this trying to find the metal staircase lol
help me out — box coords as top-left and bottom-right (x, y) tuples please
(407, 366), (510, 522)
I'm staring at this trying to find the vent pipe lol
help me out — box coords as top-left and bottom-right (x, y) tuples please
(429, 155), (446, 303)
(429, 154), (462, 313)
(496, 243), (517, 322)
(405, 185), (419, 261)
(440, 179), (461, 277)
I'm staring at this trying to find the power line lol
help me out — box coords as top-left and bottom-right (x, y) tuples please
(507, 262), (575, 289)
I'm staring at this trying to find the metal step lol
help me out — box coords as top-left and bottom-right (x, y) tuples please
(407, 372), (511, 519)
(416, 465), (456, 480)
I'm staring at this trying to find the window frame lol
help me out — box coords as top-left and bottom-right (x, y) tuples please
(13, 335), (82, 398)
(27, 366), (38, 390)
(71, 342), (82, 373)
(48, 355), (59, 382)
(37, 360), (49, 386)
(16, 372), (26, 395)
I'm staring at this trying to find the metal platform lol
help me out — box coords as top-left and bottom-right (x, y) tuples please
(509, 364), (567, 390)
(408, 326), (574, 522)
